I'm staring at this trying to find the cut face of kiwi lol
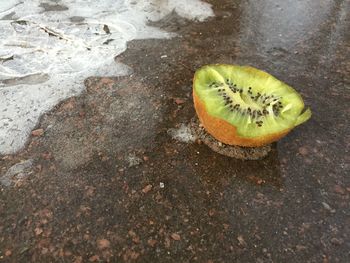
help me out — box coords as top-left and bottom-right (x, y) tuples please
(193, 64), (311, 145)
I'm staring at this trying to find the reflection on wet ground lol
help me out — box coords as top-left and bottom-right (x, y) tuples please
(0, 0), (349, 262)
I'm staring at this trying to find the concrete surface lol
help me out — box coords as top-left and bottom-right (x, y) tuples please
(0, 0), (349, 262)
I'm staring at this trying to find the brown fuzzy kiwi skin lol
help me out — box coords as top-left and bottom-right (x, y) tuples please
(192, 78), (290, 148)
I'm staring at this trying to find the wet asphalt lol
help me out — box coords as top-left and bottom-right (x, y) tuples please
(0, 0), (349, 262)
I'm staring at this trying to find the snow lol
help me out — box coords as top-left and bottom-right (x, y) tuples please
(0, 0), (213, 154)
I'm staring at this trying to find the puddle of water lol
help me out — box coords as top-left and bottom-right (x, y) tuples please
(239, 0), (334, 52)
(0, 0), (214, 154)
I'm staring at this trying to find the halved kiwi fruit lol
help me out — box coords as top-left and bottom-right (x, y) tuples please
(193, 64), (311, 147)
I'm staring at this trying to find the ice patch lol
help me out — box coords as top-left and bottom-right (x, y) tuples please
(168, 124), (196, 143)
(0, 0), (214, 154)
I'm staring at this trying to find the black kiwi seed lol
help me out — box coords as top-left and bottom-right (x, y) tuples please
(256, 120), (263, 127)
(195, 65), (312, 138)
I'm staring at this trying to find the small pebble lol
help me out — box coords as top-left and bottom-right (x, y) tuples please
(97, 239), (110, 250)
(171, 233), (181, 241)
(31, 128), (44, 136)
(298, 146), (309, 156)
(147, 239), (157, 247)
(330, 238), (343, 245)
(142, 184), (152, 193)
(175, 98), (185, 105)
(237, 235), (247, 247)
(322, 202), (336, 213)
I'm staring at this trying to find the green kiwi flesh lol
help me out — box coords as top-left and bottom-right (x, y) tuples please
(194, 64), (312, 138)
